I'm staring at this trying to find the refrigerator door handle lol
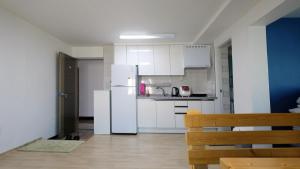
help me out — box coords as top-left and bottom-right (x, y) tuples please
(112, 85), (128, 87)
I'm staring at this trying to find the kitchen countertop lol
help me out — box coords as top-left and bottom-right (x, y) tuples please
(137, 95), (217, 101)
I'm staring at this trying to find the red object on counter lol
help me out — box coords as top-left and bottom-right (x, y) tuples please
(139, 82), (146, 96)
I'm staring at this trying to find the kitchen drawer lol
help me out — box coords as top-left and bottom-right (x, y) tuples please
(174, 101), (188, 107)
(174, 107), (188, 113)
(175, 114), (185, 128)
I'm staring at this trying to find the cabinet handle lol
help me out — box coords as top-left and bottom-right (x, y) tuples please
(175, 112), (187, 115)
(174, 106), (188, 108)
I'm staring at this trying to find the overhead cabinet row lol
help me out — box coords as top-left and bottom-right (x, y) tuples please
(114, 45), (184, 75)
(114, 45), (210, 75)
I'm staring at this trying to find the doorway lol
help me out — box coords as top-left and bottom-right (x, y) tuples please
(57, 52), (79, 139)
(57, 53), (104, 140)
(220, 43), (234, 113)
(77, 59), (104, 138)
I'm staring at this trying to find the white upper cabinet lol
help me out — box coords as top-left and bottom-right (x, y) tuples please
(114, 45), (127, 64)
(126, 46), (139, 65)
(154, 45), (170, 75)
(138, 46), (154, 75)
(114, 44), (185, 75)
(72, 47), (103, 59)
(170, 45), (184, 75)
(184, 45), (211, 68)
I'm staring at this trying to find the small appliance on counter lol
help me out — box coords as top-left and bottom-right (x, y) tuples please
(179, 86), (191, 97)
(171, 87), (179, 97)
(190, 93), (208, 97)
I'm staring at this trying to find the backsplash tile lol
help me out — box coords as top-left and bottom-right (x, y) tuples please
(139, 69), (215, 96)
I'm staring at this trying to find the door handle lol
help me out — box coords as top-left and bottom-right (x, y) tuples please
(59, 92), (69, 98)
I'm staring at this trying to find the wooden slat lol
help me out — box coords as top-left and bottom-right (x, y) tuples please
(222, 167), (300, 169)
(220, 158), (300, 169)
(187, 130), (300, 145)
(188, 148), (300, 164)
(185, 113), (300, 127)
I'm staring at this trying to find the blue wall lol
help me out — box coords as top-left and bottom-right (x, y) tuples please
(267, 18), (300, 113)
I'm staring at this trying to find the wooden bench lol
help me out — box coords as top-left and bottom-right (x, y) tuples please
(220, 158), (300, 169)
(184, 111), (300, 169)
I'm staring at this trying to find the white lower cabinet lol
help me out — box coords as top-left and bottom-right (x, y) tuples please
(156, 101), (175, 128)
(137, 99), (156, 128)
(137, 99), (215, 133)
(174, 101), (188, 129)
(188, 101), (215, 114)
(201, 101), (215, 114)
(175, 114), (185, 128)
(188, 101), (202, 111)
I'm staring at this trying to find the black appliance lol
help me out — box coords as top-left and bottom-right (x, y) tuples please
(171, 87), (179, 97)
(190, 93), (207, 97)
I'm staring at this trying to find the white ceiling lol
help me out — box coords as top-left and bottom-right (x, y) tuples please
(0, 0), (260, 45)
(286, 8), (300, 18)
(195, 0), (261, 44)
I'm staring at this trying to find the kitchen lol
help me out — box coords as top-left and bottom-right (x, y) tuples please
(95, 44), (217, 135)
(3, 1), (300, 168)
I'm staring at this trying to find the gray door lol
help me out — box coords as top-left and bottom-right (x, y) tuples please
(57, 52), (78, 138)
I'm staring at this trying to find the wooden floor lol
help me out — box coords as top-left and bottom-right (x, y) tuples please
(0, 134), (193, 169)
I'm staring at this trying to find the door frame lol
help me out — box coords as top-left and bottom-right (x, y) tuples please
(216, 40), (235, 114)
(57, 52), (79, 138)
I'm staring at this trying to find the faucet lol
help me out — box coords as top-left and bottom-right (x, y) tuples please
(156, 86), (167, 96)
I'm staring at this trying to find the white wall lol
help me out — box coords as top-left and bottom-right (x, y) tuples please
(103, 46), (114, 90)
(212, 0), (293, 113)
(229, 26), (270, 113)
(0, 7), (71, 153)
(78, 60), (104, 117)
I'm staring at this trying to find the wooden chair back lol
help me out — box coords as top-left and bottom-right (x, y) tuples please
(184, 111), (300, 167)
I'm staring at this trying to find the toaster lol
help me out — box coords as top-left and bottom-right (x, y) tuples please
(179, 86), (191, 97)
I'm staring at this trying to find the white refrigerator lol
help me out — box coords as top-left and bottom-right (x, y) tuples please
(111, 65), (137, 134)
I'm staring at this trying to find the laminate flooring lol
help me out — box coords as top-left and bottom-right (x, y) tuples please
(0, 134), (219, 169)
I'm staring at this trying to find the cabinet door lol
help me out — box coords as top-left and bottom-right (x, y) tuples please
(170, 45), (184, 75)
(126, 46), (138, 65)
(184, 45), (211, 68)
(114, 46), (127, 64)
(156, 101), (175, 128)
(137, 99), (156, 128)
(154, 45), (170, 75)
(188, 101), (202, 112)
(175, 114), (185, 128)
(138, 46), (154, 75)
(201, 101), (215, 114)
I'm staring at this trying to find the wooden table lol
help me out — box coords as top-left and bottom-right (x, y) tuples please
(220, 158), (300, 169)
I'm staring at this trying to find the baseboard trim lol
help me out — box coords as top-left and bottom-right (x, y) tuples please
(138, 128), (186, 133)
(0, 137), (41, 155)
(48, 135), (59, 140)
